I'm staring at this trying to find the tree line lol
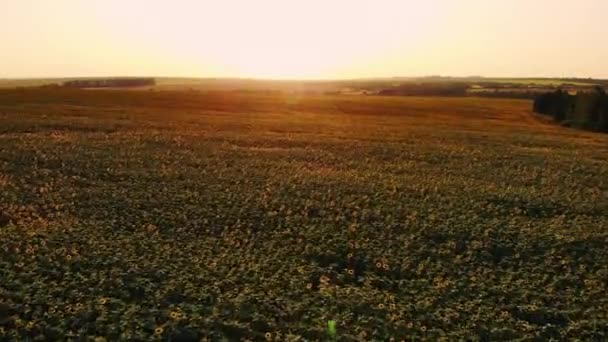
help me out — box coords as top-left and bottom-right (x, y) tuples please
(62, 78), (155, 88)
(533, 87), (608, 132)
(378, 83), (469, 96)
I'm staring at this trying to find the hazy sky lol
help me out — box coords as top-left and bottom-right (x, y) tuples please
(2, 0), (607, 79)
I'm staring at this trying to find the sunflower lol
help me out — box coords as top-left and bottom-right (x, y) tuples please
(421, 326), (427, 332)
(170, 311), (180, 319)
(265, 332), (272, 340)
(306, 283), (313, 290)
(98, 298), (108, 305)
(154, 327), (164, 336)
(378, 304), (385, 309)
(347, 269), (354, 275)
(375, 262), (382, 268)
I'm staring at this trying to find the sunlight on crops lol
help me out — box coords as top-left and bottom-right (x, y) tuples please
(1, 90), (607, 340)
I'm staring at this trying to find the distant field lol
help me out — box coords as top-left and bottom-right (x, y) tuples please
(488, 78), (598, 86)
(1, 89), (607, 340)
(1, 76), (603, 92)
(0, 78), (349, 92)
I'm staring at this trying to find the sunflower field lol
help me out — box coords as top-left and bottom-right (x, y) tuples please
(1, 89), (607, 341)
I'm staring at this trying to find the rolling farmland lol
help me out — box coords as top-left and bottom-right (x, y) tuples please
(1, 89), (607, 340)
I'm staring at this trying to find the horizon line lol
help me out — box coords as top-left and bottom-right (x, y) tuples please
(2, 75), (608, 82)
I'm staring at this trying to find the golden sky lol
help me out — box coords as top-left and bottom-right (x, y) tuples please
(2, 0), (607, 79)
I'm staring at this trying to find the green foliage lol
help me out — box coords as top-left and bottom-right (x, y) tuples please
(327, 320), (337, 338)
(1, 90), (608, 340)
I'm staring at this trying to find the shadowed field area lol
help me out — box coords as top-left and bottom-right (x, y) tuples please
(1, 89), (607, 340)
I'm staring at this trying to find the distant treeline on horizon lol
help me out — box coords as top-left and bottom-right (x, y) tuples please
(62, 78), (156, 88)
(375, 82), (547, 99)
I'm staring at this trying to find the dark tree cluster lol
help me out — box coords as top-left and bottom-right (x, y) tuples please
(379, 82), (469, 97)
(62, 78), (156, 88)
(533, 87), (608, 132)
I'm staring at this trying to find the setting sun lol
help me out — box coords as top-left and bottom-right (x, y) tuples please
(87, 0), (443, 79)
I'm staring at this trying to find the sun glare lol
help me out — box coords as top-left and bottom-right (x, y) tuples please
(84, 0), (442, 79)
(2, 0), (607, 78)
